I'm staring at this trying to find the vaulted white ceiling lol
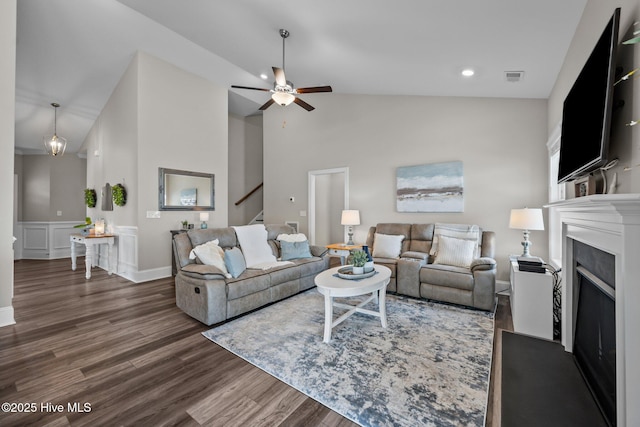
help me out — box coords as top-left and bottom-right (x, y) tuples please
(15, 0), (587, 154)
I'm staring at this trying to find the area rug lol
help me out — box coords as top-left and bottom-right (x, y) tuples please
(202, 290), (494, 426)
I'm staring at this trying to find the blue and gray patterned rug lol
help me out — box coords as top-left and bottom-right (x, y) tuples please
(202, 290), (494, 426)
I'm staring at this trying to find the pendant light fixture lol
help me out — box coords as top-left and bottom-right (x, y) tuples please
(43, 102), (67, 157)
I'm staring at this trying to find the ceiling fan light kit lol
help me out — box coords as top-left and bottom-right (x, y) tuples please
(232, 29), (332, 112)
(43, 102), (67, 157)
(272, 91), (295, 106)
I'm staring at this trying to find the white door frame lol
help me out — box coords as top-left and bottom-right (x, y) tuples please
(308, 167), (349, 245)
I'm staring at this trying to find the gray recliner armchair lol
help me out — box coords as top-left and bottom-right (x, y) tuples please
(366, 223), (497, 311)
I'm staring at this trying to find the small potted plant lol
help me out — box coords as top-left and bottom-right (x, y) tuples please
(181, 220), (189, 230)
(349, 249), (368, 275)
(74, 217), (93, 236)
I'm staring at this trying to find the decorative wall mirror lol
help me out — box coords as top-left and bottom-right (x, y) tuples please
(159, 168), (215, 211)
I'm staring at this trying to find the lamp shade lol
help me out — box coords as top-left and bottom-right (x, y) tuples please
(341, 210), (360, 226)
(43, 134), (67, 157)
(271, 92), (295, 106)
(509, 208), (544, 231)
(199, 212), (209, 222)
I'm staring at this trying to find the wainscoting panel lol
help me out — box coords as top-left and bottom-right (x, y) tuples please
(16, 223), (170, 283)
(114, 226), (137, 281)
(18, 222), (83, 260)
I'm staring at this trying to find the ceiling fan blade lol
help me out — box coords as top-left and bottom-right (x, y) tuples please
(293, 97), (315, 111)
(273, 67), (287, 86)
(295, 86), (333, 94)
(231, 85), (271, 92)
(259, 98), (276, 111)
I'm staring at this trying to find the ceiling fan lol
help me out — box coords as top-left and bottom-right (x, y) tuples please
(232, 29), (332, 112)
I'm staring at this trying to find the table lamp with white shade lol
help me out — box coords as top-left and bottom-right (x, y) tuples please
(341, 210), (360, 245)
(199, 212), (209, 229)
(509, 208), (544, 258)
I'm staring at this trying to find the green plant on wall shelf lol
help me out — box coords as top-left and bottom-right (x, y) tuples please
(112, 183), (127, 207)
(84, 189), (97, 208)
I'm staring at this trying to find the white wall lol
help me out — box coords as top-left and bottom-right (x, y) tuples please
(228, 113), (263, 225)
(264, 94), (549, 281)
(83, 51), (228, 277)
(548, 0), (640, 193)
(0, 0), (16, 326)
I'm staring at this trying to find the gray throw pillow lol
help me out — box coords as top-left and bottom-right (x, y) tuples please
(224, 247), (246, 278)
(280, 240), (312, 261)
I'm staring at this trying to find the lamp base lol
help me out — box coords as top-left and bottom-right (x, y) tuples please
(346, 232), (354, 246)
(200, 222), (208, 229)
(520, 229), (533, 257)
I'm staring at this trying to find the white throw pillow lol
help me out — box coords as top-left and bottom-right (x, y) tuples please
(433, 235), (476, 268)
(189, 240), (231, 278)
(276, 233), (308, 243)
(430, 223), (480, 258)
(372, 233), (405, 259)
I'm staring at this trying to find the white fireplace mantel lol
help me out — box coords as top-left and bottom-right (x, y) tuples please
(548, 194), (640, 427)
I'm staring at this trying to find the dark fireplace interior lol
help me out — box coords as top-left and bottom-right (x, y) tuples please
(573, 240), (616, 426)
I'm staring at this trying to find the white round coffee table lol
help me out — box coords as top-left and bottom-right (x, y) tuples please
(315, 264), (391, 342)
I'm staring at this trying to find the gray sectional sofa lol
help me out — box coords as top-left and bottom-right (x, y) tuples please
(173, 224), (329, 325)
(366, 223), (497, 311)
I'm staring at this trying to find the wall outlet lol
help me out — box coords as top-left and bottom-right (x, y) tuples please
(146, 211), (161, 219)
(299, 210), (307, 217)
(57, 211), (62, 216)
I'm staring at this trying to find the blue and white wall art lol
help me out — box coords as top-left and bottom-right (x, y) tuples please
(396, 161), (464, 212)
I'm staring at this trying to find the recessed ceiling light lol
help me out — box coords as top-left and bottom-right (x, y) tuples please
(461, 69), (475, 77)
(260, 73), (268, 80)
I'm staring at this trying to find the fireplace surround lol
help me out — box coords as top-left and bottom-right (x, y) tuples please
(549, 194), (640, 427)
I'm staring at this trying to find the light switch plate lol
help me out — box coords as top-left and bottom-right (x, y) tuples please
(146, 211), (161, 219)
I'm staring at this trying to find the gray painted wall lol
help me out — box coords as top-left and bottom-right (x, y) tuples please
(17, 154), (86, 222)
(228, 113), (263, 226)
(263, 94), (549, 282)
(83, 51), (228, 272)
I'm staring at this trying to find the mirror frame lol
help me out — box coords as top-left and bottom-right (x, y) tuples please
(158, 167), (215, 211)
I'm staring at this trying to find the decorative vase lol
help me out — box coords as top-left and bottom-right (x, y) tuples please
(362, 245), (373, 262)
(364, 261), (374, 272)
(352, 266), (364, 275)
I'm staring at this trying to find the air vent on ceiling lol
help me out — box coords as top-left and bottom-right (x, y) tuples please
(505, 71), (524, 83)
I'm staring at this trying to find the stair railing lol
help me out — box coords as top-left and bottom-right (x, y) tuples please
(234, 182), (263, 206)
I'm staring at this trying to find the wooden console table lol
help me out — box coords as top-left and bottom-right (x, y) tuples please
(70, 234), (116, 279)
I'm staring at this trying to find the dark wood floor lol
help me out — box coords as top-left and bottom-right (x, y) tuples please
(0, 259), (512, 426)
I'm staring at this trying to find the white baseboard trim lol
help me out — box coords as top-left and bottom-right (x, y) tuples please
(118, 266), (172, 284)
(496, 279), (510, 295)
(0, 306), (15, 327)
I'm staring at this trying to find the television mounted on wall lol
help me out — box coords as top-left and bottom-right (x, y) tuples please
(557, 8), (620, 184)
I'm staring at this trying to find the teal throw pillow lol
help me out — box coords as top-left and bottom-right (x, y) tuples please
(280, 240), (312, 261)
(224, 247), (246, 278)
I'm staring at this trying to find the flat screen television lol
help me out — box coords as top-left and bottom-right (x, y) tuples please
(557, 8), (620, 184)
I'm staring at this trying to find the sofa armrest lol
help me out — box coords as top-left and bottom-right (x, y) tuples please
(470, 257), (496, 272)
(309, 245), (328, 257)
(400, 251), (429, 262)
(472, 260), (497, 311)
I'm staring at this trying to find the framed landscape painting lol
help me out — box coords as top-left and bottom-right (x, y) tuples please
(396, 161), (464, 212)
